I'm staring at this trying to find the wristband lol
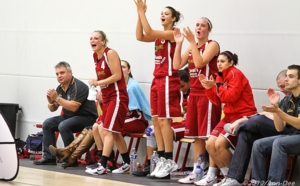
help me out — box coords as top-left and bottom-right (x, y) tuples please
(48, 103), (55, 107)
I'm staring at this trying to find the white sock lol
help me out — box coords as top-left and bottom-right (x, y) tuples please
(220, 167), (229, 176)
(207, 167), (217, 177)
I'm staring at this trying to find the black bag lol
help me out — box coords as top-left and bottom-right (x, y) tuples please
(26, 131), (43, 154)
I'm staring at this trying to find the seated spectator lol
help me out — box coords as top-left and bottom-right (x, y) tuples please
(198, 51), (257, 185)
(132, 68), (189, 177)
(250, 64), (300, 186)
(220, 69), (291, 186)
(33, 61), (98, 165)
(50, 60), (151, 170)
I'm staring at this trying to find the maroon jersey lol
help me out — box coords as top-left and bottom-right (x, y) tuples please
(154, 39), (178, 77)
(188, 40), (219, 96)
(93, 47), (128, 101)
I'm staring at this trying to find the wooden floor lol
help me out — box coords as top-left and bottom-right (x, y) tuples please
(1, 166), (144, 186)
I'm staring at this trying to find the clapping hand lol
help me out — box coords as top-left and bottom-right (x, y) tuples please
(173, 28), (184, 43)
(199, 74), (215, 90)
(134, 0), (147, 12)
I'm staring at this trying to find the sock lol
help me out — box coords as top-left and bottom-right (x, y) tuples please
(164, 152), (173, 160)
(100, 155), (108, 168)
(121, 152), (130, 164)
(220, 167), (229, 176)
(157, 150), (165, 158)
(207, 167), (218, 177)
(109, 150), (115, 160)
(97, 150), (103, 157)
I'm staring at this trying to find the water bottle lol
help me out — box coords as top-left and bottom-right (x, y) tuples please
(194, 154), (204, 182)
(129, 148), (137, 175)
(150, 151), (159, 174)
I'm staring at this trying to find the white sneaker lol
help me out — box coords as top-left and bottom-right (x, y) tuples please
(85, 164), (107, 175)
(86, 163), (100, 170)
(149, 157), (166, 177)
(112, 163), (130, 174)
(178, 172), (196, 184)
(194, 174), (217, 186)
(155, 159), (178, 178)
(221, 178), (242, 186)
(213, 177), (227, 186)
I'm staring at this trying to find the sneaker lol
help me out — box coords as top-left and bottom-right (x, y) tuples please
(86, 163), (100, 170)
(112, 162), (130, 174)
(155, 159), (178, 178)
(213, 177), (227, 186)
(221, 178), (242, 186)
(224, 123), (236, 136)
(178, 172), (196, 184)
(148, 157), (166, 178)
(106, 160), (118, 172)
(132, 165), (150, 176)
(194, 174), (217, 186)
(33, 158), (57, 165)
(85, 164), (107, 175)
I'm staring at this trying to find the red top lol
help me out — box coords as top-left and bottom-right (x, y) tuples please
(153, 38), (177, 77)
(188, 40), (219, 96)
(93, 47), (128, 102)
(205, 66), (257, 120)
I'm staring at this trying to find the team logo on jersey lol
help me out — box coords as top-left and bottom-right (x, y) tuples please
(155, 44), (164, 53)
(161, 39), (165, 44)
(97, 71), (105, 76)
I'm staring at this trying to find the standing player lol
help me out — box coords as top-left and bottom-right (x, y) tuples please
(87, 30), (130, 175)
(173, 17), (222, 184)
(134, 0), (182, 178)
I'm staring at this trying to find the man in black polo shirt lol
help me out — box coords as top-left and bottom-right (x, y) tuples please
(34, 61), (98, 165)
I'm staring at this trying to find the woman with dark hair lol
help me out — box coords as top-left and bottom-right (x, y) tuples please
(198, 51), (257, 185)
(134, 0), (183, 178)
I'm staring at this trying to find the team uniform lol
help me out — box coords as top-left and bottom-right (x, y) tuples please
(184, 40), (222, 139)
(150, 38), (181, 118)
(205, 65), (257, 147)
(93, 47), (129, 133)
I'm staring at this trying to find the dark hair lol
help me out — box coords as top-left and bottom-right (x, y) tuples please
(220, 51), (239, 66)
(55, 61), (72, 72)
(178, 67), (189, 83)
(121, 60), (133, 78)
(201, 17), (213, 30)
(93, 30), (109, 47)
(165, 6), (182, 26)
(276, 69), (287, 81)
(287, 64), (300, 80)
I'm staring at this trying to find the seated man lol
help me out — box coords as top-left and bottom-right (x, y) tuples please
(250, 64), (300, 186)
(219, 69), (292, 186)
(34, 61), (98, 165)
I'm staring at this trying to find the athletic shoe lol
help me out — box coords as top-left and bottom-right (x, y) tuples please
(33, 158), (57, 165)
(220, 178), (242, 186)
(112, 162), (130, 174)
(106, 160), (118, 172)
(85, 164), (107, 175)
(155, 159), (178, 178)
(213, 177), (227, 186)
(148, 157), (166, 177)
(132, 165), (150, 176)
(86, 163), (100, 170)
(194, 174), (217, 186)
(178, 172), (196, 184)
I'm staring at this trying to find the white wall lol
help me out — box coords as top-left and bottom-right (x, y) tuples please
(0, 0), (299, 182)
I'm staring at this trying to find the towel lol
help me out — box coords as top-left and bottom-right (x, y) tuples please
(127, 78), (152, 121)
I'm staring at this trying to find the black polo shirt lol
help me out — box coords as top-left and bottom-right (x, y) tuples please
(56, 77), (98, 120)
(280, 94), (300, 133)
